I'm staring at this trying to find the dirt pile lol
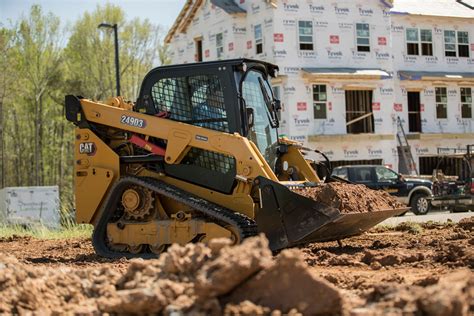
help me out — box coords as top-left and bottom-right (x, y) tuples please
(295, 182), (404, 213)
(1, 220), (473, 315)
(0, 235), (344, 315)
(358, 269), (474, 315)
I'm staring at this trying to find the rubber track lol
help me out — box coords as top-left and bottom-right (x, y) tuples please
(92, 176), (258, 259)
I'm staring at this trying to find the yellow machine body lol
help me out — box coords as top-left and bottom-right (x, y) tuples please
(66, 59), (406, 258)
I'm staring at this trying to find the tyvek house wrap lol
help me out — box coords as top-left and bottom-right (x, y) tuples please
(166, 0), (474, 172)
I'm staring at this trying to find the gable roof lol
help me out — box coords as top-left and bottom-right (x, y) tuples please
(391, 0), (474, 18)
(165, 0), (246, 44)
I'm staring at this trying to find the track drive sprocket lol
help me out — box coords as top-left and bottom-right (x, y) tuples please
(121, 186), (154, 220)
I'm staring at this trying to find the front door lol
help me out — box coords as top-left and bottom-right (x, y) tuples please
(374, 166), (404, 198)
(408, 92), (421, 133)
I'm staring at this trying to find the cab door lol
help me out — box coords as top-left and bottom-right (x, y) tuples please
(374, 166), (404, 197)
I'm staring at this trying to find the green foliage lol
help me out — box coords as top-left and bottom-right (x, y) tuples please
(0, 4), (169, 221)
(64, 4), (164, 101)
(370, 224), (395, 233)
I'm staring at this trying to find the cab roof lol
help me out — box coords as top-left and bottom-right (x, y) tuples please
(148, 58), (279, 77)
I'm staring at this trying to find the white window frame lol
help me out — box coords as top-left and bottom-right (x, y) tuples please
(406, 28), (433, 56)
(313, 84), (327, 119)
(461, 87), (472, 119)
(406, 28), (419, 55)
(444, 30), (470, 58)
(255, 24), (263, 55)
(298, 20), (314, 51)
(216, 32), (224, 59)
(444, 30), (457, 57)
(457, 31), (470, 58)
(420, 29), (433, 56)
(355, 23), (370, 52)
(435, 87), (448, 119)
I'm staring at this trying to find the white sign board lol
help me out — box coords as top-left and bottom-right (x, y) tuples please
(0, 186), (60, 228)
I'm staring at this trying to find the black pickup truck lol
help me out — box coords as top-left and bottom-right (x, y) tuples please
(331, 165), (433, 215)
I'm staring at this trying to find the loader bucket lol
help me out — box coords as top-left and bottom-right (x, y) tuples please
(255, 177), (408, 251)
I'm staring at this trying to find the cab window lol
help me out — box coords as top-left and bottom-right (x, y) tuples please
(333, 167), (348, 180)
(353, 167), (373, 183)
(375, 166), (399, 182)
(150, 74), (229, 132)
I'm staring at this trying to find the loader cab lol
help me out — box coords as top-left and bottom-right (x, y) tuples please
(135, 59), (281, 193)
(136, 58), (279, 137)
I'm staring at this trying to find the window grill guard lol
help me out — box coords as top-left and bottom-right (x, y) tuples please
(181, 147), (235, 175)
(151, 74), (229, 132)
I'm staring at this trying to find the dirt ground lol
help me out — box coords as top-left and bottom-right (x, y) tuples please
(0, 217), (473, 315)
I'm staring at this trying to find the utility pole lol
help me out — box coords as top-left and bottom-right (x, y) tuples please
(0, 99), (3, 188)
(98, 23), (121, 96)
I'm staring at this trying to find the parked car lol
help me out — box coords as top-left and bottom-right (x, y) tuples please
(331, 165), (433, 215)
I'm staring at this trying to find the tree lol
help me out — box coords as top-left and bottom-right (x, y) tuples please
(0, 27), (18, 188)
(65, 4), (166, 101)
(158, 41), (171, 66)
(16, 5), (63, 186)
(0, 3), (170, 214)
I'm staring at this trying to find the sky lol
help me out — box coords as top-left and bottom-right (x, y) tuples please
(0, 0), (186, 30)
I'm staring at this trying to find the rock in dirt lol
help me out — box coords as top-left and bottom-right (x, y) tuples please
(227, 249), (345, 315)
(294, 182), (404, 213)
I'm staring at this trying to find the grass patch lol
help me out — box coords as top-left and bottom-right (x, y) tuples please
(0, 223), (92, 239)
(420, 220), (455, 229)
(395, 221), (423, 234)
(0, 205), (92, 239)
(370, 224), (395, 233)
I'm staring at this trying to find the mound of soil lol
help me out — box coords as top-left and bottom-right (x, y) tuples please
(360, 269), (474, 315)
(0, 235), (344, 315)
(1, 221), (473, 315)
(295, 182), (404, 213)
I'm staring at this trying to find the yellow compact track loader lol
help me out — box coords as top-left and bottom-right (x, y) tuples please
(65, 59), (405, 258)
